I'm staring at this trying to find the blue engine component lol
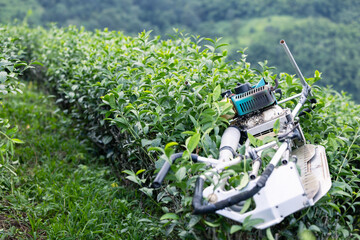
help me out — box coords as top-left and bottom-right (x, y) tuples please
(230, 78), (277, 116)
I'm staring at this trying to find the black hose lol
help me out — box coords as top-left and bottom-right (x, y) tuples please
(192, 164), (274, 214)
(275, 88), (282, 101)
(151, 152), (198, 188)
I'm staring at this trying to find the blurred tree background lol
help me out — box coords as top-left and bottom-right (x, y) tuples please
(1, 0), (359, 101)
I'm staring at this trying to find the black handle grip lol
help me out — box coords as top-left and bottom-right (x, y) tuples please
(299, 98), (317, 117)
(192, 177), (217, 214)
(275, 88), (282, 101)
(298, 108), (311, 117)
(152, 161), (172, 188)
(309, 98), (317, 104)
(151, 152), (198, 188)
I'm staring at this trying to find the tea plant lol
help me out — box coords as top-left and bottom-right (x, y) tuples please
(1, 24), (359, 239)
(0, 26), (32, 183)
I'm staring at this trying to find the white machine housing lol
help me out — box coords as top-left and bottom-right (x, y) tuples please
(199, 106), (332, 229)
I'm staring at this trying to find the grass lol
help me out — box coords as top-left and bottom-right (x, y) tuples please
(0, 82), (164, 239)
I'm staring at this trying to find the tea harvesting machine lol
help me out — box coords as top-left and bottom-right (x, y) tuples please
(151, 40), (332, 229)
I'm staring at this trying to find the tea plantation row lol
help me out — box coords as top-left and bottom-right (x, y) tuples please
(0, 26), (32, 186)
(1, 24), (359, 239)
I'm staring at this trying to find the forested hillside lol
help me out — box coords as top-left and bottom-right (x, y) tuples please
(1, 0), (359, 101)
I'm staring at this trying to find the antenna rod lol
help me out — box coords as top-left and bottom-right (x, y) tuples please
(280, 40), (308, 88)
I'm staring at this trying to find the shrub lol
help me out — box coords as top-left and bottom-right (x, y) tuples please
(3, 24), (359, 239)
(0, 26), (32, 183)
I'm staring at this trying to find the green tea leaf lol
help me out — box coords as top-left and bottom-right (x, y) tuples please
(239, 198), (252, 214)
(102, 135), (112, 145)
(136, 169), (145, 175)
(160, 213), (179, 221)
(147, 147), (165, 154)
(175, 167), (186, 182)
(122, 170), (135, 176)
(11, 138), (24, 144)
(140, 187), (153, 197)
(0, 71), (7, 83)
(236, 172), (249, 190)
(204, 220), (220, 227)
(247, 133), (259, 147)
(165, 142), (178, 157)
(187, 133), (200, 153)
(266, 228), (275, 240)
(242, 216), (264, 230)
(273, 119), (280, 134)
(31, 61), (44, 66)
(213, 84), (221, 101)
(230, 225), (242, 234)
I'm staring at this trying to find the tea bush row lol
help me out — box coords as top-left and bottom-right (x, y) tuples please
(0, 26), (33, 181)
(3, 24), (359, 239)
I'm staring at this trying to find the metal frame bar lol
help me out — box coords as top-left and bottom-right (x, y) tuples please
(277, 93), (302, 105)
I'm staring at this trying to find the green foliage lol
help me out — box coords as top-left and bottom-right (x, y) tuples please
(2, 0), (359, 33)
(0, 26), (31, 185)
(2, 0), (360, 102)
(297, 85), (360, 239)
(1, 24), (359, 239)
(0, 83), (164, 239)
(13, 25), (245, 172)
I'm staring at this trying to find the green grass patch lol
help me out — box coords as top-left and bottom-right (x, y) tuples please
(0, 82), (164, 239)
